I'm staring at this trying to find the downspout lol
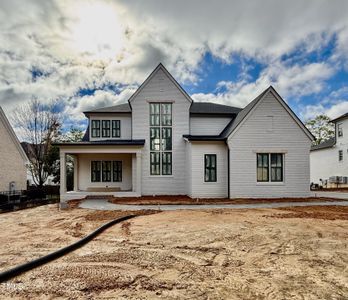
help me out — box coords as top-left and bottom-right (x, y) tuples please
(225, 139), (230, 199)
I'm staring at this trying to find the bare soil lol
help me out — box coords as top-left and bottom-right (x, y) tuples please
(108, 195), (343, 205)
(0, 204), (347, 299)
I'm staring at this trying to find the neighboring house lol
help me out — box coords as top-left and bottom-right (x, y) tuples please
(310, 113), (348, 187)
(56, 64), (314, 201)
(0, 107), (28, 191)
(21, 142), (58, 186)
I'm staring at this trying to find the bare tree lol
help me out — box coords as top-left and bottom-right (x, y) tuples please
(12, 99), (61, 187)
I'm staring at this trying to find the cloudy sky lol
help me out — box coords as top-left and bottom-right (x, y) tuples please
(1, 0), (348, 132)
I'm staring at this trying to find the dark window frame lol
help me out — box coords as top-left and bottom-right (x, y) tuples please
(338, 123), (343, 137)
(102, 120), (111, 138)
(91, 161), (101, 182)
(339, 150), (343, 161)
(91, 120), (100, 138)
(149, 103), (172, 175)
(102, 161), (112, 182)
(257, 153), (284, 182)
(113, 161), (122, 182)
(112, 120), (121, 138)
(204, 154), (217, 182)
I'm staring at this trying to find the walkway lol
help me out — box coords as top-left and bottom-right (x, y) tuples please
(79, 199), (348, 211)
(311, 191), (348, 200)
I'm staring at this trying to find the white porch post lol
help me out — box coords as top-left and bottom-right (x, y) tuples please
(60, 152), (67, 194)
(132, 154), (136, 192)
(73, 155), (78, 192)
(136, 152), (142, 195)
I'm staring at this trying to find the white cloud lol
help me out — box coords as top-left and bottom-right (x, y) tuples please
(0, 0), (348, 129)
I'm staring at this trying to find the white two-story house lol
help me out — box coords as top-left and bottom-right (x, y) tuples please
(57, 64), (314, 202)
(310, 113), (348, 187)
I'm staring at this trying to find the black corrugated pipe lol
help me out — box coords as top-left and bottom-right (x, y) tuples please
(0, 214), (136, 283)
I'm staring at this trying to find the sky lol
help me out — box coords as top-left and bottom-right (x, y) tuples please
(1, 0), (348, 134)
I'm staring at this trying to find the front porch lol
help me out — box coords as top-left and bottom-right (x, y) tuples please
(59, 144), (144, 202)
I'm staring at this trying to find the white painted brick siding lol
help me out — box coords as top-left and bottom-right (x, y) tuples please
(0, 118), (27, 191)
(228, 92), (312, 198)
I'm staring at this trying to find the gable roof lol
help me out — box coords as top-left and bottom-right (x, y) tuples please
(0, 107), (29, 163)
(222, 86), (315, 141)
(128, 63), (193, 104)
(310, 137), (335, 151)
(84, 103), (131, 115)
(331, 112), (348, 123)
(190, 102), (241, 115)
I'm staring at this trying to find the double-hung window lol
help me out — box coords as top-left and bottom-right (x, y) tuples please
(150, 103), (172, 175)
(102, 120), (111, 138)
(113, 161), (122, 182)
(91, 120), (100, 138)
(91, 160), (122, 182)
(339, 150), (343, 161)
(338, 123), (343, 137)
(257, 153), (284, 182)
(91, 161), (101, 182)
(205, 154), (217, 182)
(112, 120), (121, 138)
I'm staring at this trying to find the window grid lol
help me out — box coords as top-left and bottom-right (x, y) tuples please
(91, 160), (122, 183)
(257, 153), (284, 182)
(102, 120), (110, 138)
(339, 150), (343, 161)
(205, 154), (217, 182)
(112, 120), (121, 138)
(91, 120), (100, 138)
(150, 103), (172, 175)
(338, 123), (343, 137)
(113, 161), (122, 182)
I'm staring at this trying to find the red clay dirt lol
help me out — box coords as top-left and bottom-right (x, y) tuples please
(107, 195), (344, 205)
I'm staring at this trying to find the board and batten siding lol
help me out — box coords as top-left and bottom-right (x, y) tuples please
(131, 67), (191, 195)
(77, 153), (132, 191)
(190, 117), (232, 135)
(188, 141), (228, 198)
(89, 113), (132, 141)
(228, 92), (312, 198)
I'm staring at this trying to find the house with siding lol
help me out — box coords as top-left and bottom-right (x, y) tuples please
(0, 107), (28, 191)
(310, 113), (348, 187)
(56, 64), (314, 202)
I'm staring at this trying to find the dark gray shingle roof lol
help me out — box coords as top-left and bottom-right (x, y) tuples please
(310, 138), (335, 151)
(54, 139), (145, 146)
(84, 103), (131, 114)
(190, 102), (241, 115)
(331, 112), (348, 123)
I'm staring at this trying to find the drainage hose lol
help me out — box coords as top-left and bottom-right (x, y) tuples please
(0, 214), (136, 283)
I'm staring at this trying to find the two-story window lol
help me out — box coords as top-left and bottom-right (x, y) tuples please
(257, 153), (284, 182)
(338, 123), (343, 137)
(205, 154), (217, 182)
(91, 160), (122, 182)
(91, 119), (121, 138)
(149, 103), (172, 175)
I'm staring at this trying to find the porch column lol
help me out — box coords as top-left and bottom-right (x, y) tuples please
(136, 152), (142, 195)
(60, 152), (67, 194)
(73, 155), (78, 192)
(132, 154), (136, 192)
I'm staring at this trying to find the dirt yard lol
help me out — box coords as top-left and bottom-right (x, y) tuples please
(0, 204), (347, 299)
